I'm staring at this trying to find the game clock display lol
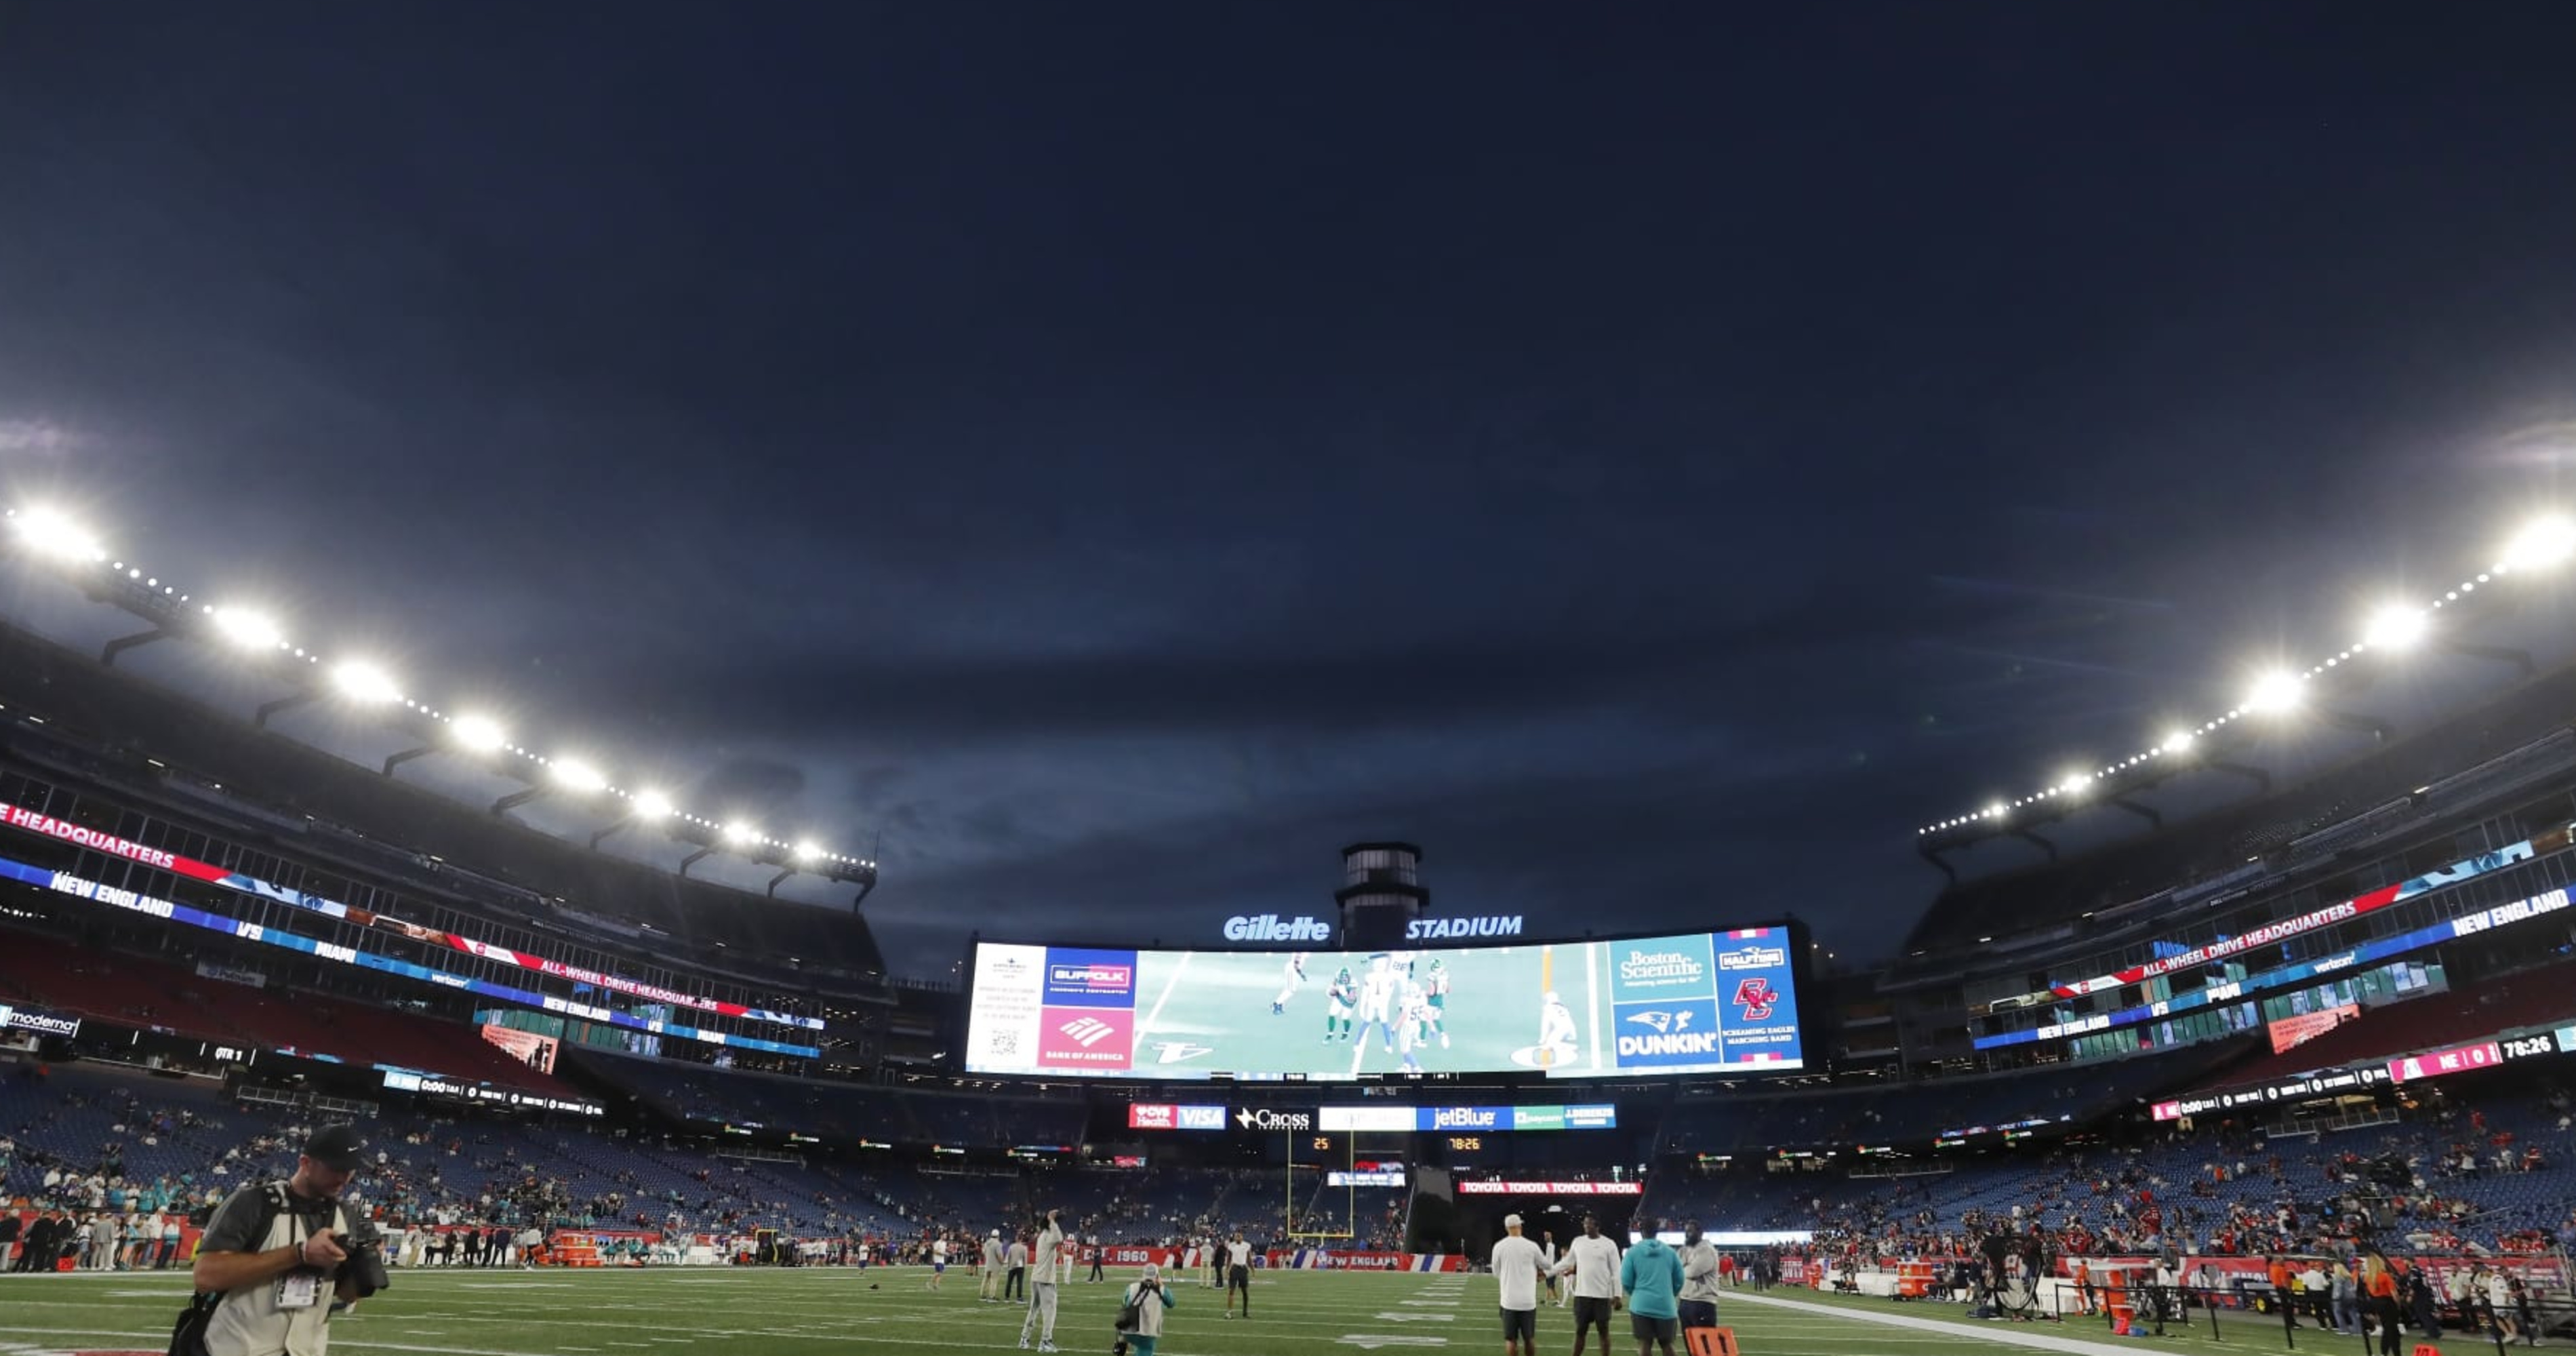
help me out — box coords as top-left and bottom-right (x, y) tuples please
(961, 925), (1804, 1080)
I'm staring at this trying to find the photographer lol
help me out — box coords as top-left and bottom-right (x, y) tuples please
(188, 1125), (381, 1356)
(1114, 1262), (1177, 1356)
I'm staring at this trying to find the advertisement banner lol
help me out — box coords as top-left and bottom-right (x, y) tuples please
(1038, 1005), (1135, 1071)
(1265, 1250), (1466, 1272)
(1455, 1179), (1643, 1195)
(2267, 1003), (2358, 1054)
(481, 1023), (562, 1074)
(194, 959), (268, 989)
(0, 1005), (81, 1038)
(1043, 948), (1140, 1010)
(1714, 928), (1802, 1066)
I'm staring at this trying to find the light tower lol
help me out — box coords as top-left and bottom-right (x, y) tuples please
(1335, 841), (1428, 951)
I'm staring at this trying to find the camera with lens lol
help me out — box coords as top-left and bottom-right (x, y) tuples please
(340, 1216), (391, 1298)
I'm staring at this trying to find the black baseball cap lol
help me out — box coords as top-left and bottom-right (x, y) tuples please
(303, 1124), (367, 1172)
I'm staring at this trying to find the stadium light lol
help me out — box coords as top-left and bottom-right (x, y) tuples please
(3, 498), (879, 884)
(11, 508), (106, 563)
(2242, 670), (2306, 715)
(210, 606), (283, 651)
(1981, 803), (2007, 820)
(550, 758), (608, 793)
(2361, 603), (2428, 652)
(2160, 730), (2195, 755)
(2499, 514), (2576, 572)
(331, 660), (401, 704)
(450, 714), (508, 753)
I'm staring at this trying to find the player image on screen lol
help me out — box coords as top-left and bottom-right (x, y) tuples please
(1357, 953), (1397, 1051)
(1270, 951), (1309, 1016)
(1323, 965), (1357, 1043)
(1530, 989), (1579, 1069)
(1423, 957), (1452, 1050)
(1393, 976), (1434, 1073)
(963, 927), (1803, 1080)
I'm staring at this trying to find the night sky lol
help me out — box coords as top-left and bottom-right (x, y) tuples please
(4, 3), (2576, 975)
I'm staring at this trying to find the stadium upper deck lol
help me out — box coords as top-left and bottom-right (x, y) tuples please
(1899, 660), (2576, 964)
(0, 617), (887, 980)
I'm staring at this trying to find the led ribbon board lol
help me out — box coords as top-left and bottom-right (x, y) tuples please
(0, 801), (822, 1031)
(2038, 822), (2570, 1001)
(3, 854), (820, 1057)
(1979, 883), (2569, 1050)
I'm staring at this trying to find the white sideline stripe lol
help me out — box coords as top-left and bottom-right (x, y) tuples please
(1719, 1290), (2165, 1356)
(1139, 950), (1195, 1039)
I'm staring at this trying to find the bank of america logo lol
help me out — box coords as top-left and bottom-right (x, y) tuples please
(1059, 1017), (1116, 1048)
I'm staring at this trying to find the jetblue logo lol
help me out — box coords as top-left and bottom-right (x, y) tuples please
(1718, 946), (1785, 970)
(1431, 1107), (1497, 1130)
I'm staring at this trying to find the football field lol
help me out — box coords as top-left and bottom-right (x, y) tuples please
(0, 1263), (2350, 1356)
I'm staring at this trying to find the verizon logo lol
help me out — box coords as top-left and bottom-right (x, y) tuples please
(1059, 1017), (1116, 1048)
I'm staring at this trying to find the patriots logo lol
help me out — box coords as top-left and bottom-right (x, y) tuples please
(1732, 978), (1779, 1021)
(1623, 1010), (1693, 1034)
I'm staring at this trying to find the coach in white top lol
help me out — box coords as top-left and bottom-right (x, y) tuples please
(1490, 1215), (1550, 1356)
(1549, 1216), (1623, 1356)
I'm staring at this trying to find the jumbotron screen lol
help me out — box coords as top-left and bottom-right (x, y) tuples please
(961, 927), (1803, 1079)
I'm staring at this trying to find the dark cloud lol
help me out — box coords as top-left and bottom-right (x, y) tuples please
(4, 3), (2576, 974)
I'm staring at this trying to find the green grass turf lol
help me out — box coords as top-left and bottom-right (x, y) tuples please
(0, 1265), (2383, 1356)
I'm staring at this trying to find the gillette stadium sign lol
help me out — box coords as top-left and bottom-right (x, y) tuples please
(1224, 915), (1333, 943)
(1219, 913), (1526, 943)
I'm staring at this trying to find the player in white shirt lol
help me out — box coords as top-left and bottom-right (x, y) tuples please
(1537, 990), (1577, 1069)
(1490, 1214), (1550, 1356)
(929, 1235), (949, 1290)
(1548, 1216), (1623, 1356)
(1223, 1233), (1254, 1317)
(1272, 952), (1310, 1015)
(1359, 955), (1398, 1048)
(1396, 981), (1433, 1073)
